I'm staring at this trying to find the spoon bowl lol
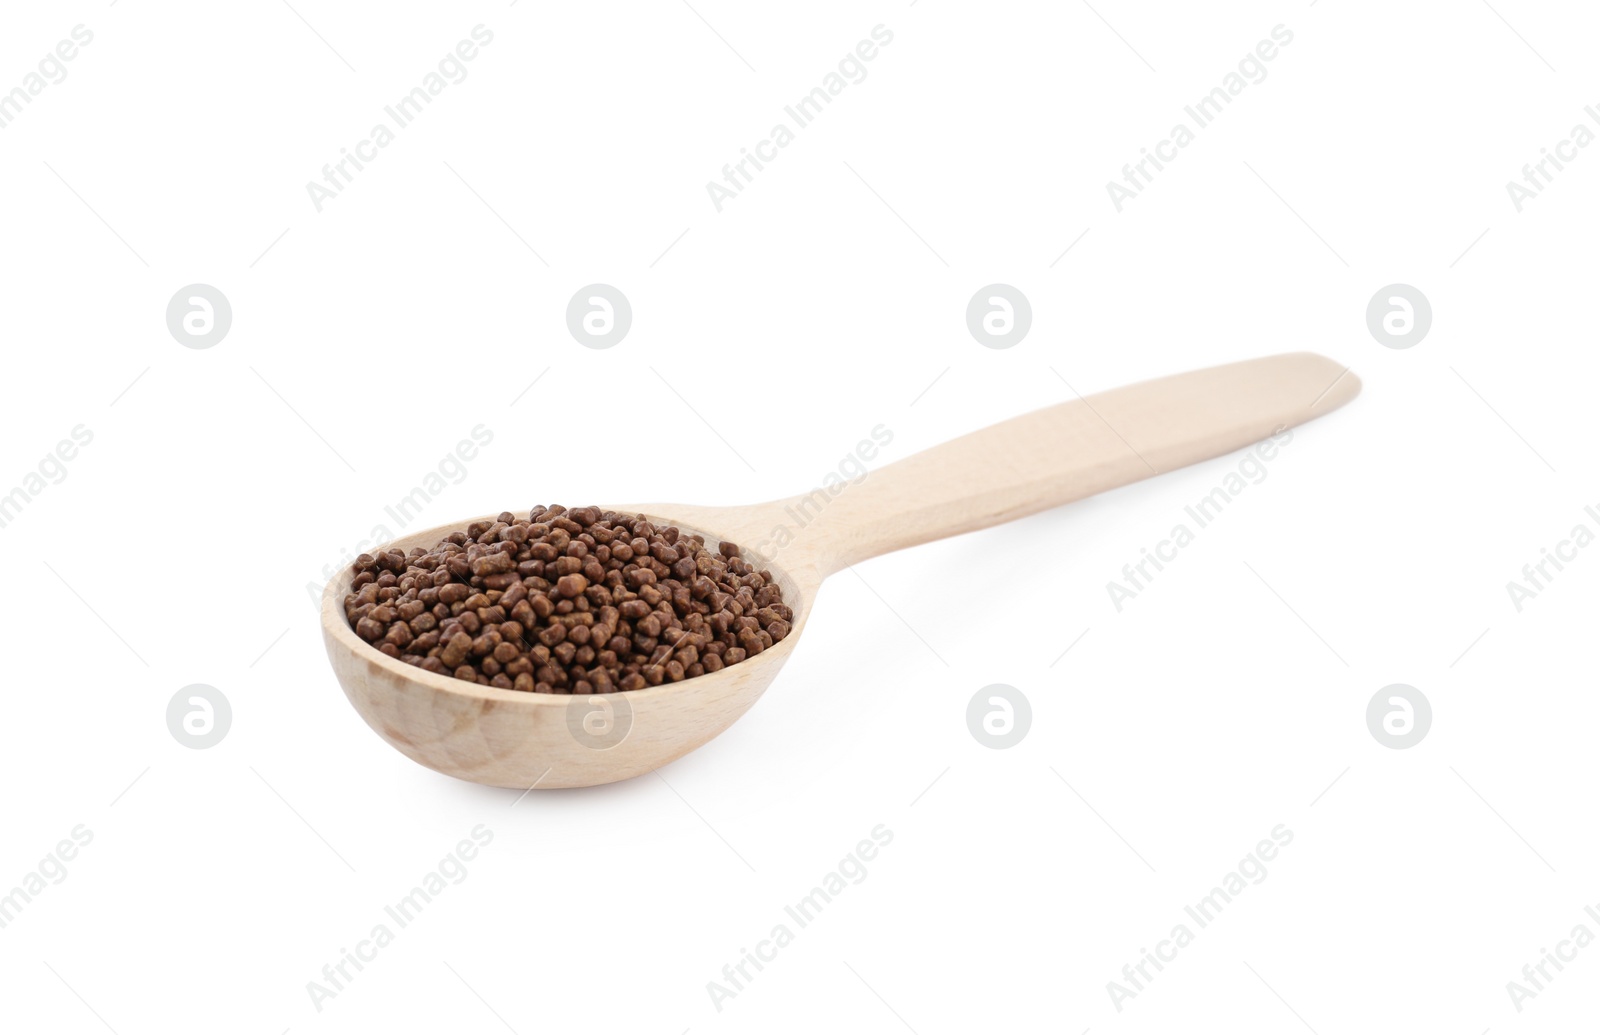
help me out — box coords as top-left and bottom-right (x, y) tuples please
(321, 352), (1361, 789)
(322, 504), (824, 789)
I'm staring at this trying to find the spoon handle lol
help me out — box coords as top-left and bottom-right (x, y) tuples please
(791, 352), (1359, 574)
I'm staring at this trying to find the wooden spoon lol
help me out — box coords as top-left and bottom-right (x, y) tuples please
(321, 352), (1359, 789)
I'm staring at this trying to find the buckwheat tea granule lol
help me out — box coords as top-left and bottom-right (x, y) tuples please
(344, 505), (792, 693)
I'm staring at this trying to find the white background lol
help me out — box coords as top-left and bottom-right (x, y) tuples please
(1, 1), (1595, 1032)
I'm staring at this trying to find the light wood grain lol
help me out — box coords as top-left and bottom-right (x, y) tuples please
(321, 352), (1359, 788)
(791, 351), (1359, 573)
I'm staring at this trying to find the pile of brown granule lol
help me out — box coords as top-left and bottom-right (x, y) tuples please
(344, 505), (792, 693)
